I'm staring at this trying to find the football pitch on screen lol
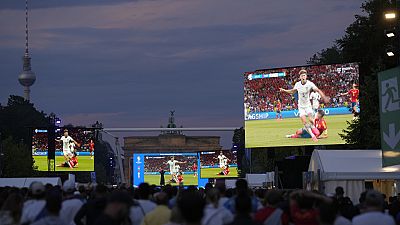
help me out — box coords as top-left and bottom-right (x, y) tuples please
(200, 167), (239, 178)
(33, 156), (94, 171)
(144, 174), (198, 186)
(245, 114), (352, 148)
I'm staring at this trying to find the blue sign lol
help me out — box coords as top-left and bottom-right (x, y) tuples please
(32, 151), (94, 156)
(245, 107), (352, 121)
(247, 72), (286, 80)
(133, 154), (145, 186)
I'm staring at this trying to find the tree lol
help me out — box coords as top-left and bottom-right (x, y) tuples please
(307, 45), (343, 65)
(0, 95), (50, 145)
(309, 0), (398, 148)
(0, 95), (51, 176)
(1, 137), (33, 177)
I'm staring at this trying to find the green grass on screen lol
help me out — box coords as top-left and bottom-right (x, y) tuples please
(33, 155), (94, 171)
(144, 174), (198, 186)
(200, 167), (239, 178)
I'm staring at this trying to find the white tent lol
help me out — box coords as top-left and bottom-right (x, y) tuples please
(308, 150), (400, 203)
(0, 177), (62, 188)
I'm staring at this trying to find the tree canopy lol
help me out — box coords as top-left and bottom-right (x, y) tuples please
(309, 0), (398, 148)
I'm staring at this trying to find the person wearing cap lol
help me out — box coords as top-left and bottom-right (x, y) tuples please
(140, 192), (171, 225)
(20, 181), (46, 225)
(95, 191), (133, 225)
(60, 180), (84, 225)
(31, 188), (67, 225)
(352, 190), (395, 225)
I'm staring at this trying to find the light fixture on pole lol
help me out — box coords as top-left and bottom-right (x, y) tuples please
(386, 46), (395, 56)
(385, 12), (396, 19)
(385, 28), (396, 38)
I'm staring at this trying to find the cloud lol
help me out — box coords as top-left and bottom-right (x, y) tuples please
(0, 0), (134, 10)
(0, 0), (363, 147)
(61, 111), (128, 126)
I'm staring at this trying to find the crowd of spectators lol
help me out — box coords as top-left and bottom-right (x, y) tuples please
(244, 64), (359, 113)
(32, 133), (48, 153)
(144, 156), (197, 173)
(200, 152), (237, 167)
(0, 179), (398, 225)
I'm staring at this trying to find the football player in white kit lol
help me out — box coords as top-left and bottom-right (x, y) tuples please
(165, 156), (185, 183)
(56, 129), (79, 161)
(280, 69), (329, 142)
(310, 90), (321, 113)
(216, 151), (229, 174)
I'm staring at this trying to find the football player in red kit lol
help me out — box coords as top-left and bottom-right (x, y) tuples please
(341, 83), (359, 117)
(89, 139), (95, 159)
(177, 170), (184, 185)
(286, 109), (328, 141)
(275, 99), (282, 120)
(192, 163), (197, 177)
(56, 152), (79, 169)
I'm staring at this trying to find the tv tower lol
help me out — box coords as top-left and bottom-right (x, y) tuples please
(18, 0), (36, 101)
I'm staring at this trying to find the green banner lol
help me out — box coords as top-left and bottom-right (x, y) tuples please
(378, 66), (400, 167)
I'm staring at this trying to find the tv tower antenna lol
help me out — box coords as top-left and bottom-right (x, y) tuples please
(18, 0), (36, 101)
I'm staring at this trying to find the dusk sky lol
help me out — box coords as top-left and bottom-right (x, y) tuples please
(0, 0), (363, 147)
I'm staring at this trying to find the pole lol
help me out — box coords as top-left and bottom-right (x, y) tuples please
(101, 130), (126, 184)
(397, 0), (400, 66)
(0, 131), (2, 177)
(115, 137), (126, 184)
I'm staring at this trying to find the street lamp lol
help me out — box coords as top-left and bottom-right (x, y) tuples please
(385, 12), (396, 19)
(385, 29), (396, 37)
(387, 45), (396, 56)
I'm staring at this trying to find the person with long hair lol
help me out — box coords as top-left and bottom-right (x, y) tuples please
(0, 193), (24, 225)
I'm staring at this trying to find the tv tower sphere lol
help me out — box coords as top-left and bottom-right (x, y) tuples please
(18, 57), (36, 87)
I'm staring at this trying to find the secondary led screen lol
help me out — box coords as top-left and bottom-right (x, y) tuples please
(133, 153), (198, 186)
(199, 150), (238, 178)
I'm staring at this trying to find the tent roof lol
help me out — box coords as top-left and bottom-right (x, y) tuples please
(0, 177), (62, 188)
(309, 150), (400, 180)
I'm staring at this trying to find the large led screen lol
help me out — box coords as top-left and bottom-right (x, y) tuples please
(244, 63), (359, 148)
(199, 150), (238, 178)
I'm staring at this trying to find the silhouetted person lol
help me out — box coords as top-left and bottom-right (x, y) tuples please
(352, 190), (395, 225)
(95, 191), (133, 225)
(177, 190), (205, 225)
(227, 194), (257, 225)
(141, 192), (171, 225)
(0, 193), (24, 225)
(75, 184), (108, 225)
(254, 190), (289, 225)
(31, 188), (66, 225)
(160, 169), (166, 186)
(202, 188), (233, 225)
